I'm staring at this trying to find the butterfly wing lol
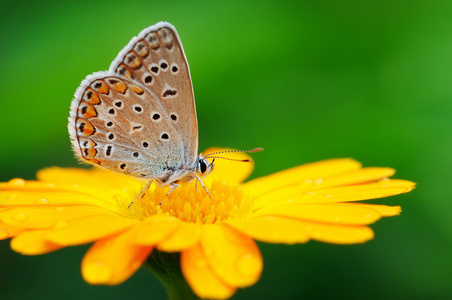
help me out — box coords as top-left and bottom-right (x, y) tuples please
(69, 22), (198, 182)
(69, 72), (183, 179)
(109, 22), (198, 168)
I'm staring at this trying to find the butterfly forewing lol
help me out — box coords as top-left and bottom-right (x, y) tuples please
(69, 72), (183, 179)
(110, 22), (198, 168)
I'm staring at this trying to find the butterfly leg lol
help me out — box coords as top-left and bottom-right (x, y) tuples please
(195, 176), (211, 198)
(128, 179), (153, 210)
(165, 182), (179, 198)
(154, 182), (179, 213)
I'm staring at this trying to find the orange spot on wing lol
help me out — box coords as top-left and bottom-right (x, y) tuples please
(126, 52), (142, 69)
(85, 147), (97, 159)
(77, 120), (95, 136)
(112, 80), (127, 94)
(96, 81), (109, 94)
(131, 85), (144, 95)
(85, 88), (101, 105)
(88, 158), (101, 164)
(116, 63), (133, 79)
(79, 101), (98, 118)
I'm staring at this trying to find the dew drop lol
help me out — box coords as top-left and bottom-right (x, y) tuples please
(299, 179), (314, 188)
(54, 207), (66, 212)
(237, 253), (260, 276)
(322, 194), (334, 200)
(34, 198), (49, 205)
(7, 193), (18, 200)
(8, 178), (25, 187)
(305, 192), (316, 196)
(314, 178), (323, 185)
(53, 220), (69, 229)
(14, 213), (28, 221)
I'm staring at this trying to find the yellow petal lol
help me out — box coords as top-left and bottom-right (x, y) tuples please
(131, 215), (180, 245)
(251, 166), (398, 210)
(299, 221), (374, 244)
(37, 167), (140, 190)
(359, 204), (401, 217)
(0, 206), (125, 229)
(225, 217), (310, 244)
(200, 224), (262, 287)
(245, 158), (362, 199)
(202, 147), (254, 184)
(45, 212), (138, 246)
(181, 243), (236, 299)
(0, 222), (23, 240)
(252, 179), (414, 213)
(0, 180), (130, 214)
(157, 221), (202, 252)
(82, 229), (152, 285)
(11, 230), (62, 255)
(301, 179), (415, 203)
(254, 203), (383, 225)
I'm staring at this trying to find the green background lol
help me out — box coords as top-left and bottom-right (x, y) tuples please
(1, 0), (451, 299)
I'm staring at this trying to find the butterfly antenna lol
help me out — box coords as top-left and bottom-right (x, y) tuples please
(204, 148), (263, 162)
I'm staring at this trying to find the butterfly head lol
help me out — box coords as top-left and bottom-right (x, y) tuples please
(196, 154), (215, 178)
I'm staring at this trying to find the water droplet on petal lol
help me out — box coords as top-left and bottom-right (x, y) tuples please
(314, 178), (323, 185)
(305, 192), (316, 196)
(54, 207), (66, 212)
(322, 194), (334, 200)
(8, 178), (25, 187)
(7, 193), (18, 200)
(0, 228), (10, 239)
(14, 213), (28, 221)
(237, 253), (260, 276)
(299, 180), (313, 188)
(53, 220), (69, 229)
(34, 198), (49, 205)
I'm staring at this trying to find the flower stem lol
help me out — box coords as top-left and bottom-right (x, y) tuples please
(144, 249), (200, 300)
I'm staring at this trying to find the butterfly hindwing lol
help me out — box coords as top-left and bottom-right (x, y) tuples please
(69, 72), (183, 178)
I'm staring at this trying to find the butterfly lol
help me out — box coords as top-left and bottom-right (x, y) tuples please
(68, 22), (261, 205)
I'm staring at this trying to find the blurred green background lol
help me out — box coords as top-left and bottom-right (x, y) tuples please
(1, 0), (451, 299)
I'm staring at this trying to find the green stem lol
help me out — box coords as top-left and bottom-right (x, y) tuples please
(143, 249), (200, 300)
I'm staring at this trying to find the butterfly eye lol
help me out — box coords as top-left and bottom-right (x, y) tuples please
(199, 160), (207, 174)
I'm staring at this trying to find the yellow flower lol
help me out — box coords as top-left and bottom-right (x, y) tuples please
(0, 148), (415, 299)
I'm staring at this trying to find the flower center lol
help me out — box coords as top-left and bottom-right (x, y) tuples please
(123, 180), (254, 224)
